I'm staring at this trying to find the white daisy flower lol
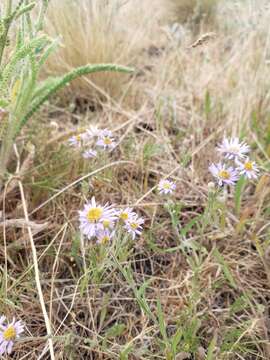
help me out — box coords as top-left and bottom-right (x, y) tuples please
(82, 149), (97, 159)
(68, 132), (88, 147)
(97, 229), (115, 245)
(102, 216), (116, 230)
(125, 215), (144, 240)
(217, 137), (250, 160)
(157, 179), (176, 195)
(86, 126), (100, 139)
(209, 162), (239, 186)
(96, 130), (116, 150)
(237, 158), (259, 179)
(0, 318), (24, 355)
(118, 207), (137, 223)
(79, 197), (117, 239)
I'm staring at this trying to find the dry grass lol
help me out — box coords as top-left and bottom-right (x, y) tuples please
(44, 0), (154, 105)
(164, 0), (219, 30)
(2, 0), (270, 359)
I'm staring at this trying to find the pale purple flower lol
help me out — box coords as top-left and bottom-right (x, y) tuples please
(68, 132), (88, 147)
(237, 158), (259, 179)
(0, 316), (5, 327)
(118, 207), (137, 223)
(209, 162), (239, 186)
(125, 215), (144, 240)
(79, 197), (118, 239)
(157, 179), (176, 195)
(102, 216), (116, 230)
(217, 137), (250, 160)
(0, 318), (24, 355)
(96, 229), (115, 245)
(86, 125), (101, 139)
(82, 149), (97, 159)
(96, 130), (116, 150)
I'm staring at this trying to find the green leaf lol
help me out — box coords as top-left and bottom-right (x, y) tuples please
(234, 175), (246, 215)
(15, 2), (36, 19)
(206, 333), (217, 360)
(105, 323), (126, 338)
(157, 298), (168, 342)
(16, 63), (134, 138)
(204, 90), (211, 116)
(213, 248), (237, 289)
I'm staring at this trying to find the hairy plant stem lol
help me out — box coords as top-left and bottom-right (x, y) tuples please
(0, 0), (13, 66)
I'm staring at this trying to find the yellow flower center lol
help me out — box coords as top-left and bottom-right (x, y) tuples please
(104, 137), (112, 145)
(219, 170), (230, 180)
(101, 235), (110, 244)
(163, 182), (171, 189)
(103, 219), (110, 228)
(244, 162), (253, 171)
(130, 222), (138, 230)
(76, 135), (81, 141)
(87, 207), (103, 222)
(3, 326), (16, 341)
(120, 212), (128, 221)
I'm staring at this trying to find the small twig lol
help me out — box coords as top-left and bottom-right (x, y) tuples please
(13, 144), (55, 359)
(18, 180), (55, 360)
(0, 144), (35, 202)
(80, 234), (97, 340)
(0, 218), (48, 230)
(187, 32), (216, 49)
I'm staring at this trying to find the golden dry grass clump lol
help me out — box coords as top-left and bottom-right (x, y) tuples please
(44, 0), (155, 104)
(164, 0), (219, 29)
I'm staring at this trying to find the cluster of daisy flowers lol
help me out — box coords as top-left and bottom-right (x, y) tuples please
(68, 126), (116, 159)
(79, 197), (144, 243)
(209, 136), (260, 187)
(0, 316), (24, 355)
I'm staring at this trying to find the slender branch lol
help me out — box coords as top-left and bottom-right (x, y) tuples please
(18, 180), (55, 360)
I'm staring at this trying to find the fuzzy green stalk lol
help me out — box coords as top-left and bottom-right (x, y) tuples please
(0, 63), (133, 188)
(0, 0), (13, 66)
(15, 63), (134, 138)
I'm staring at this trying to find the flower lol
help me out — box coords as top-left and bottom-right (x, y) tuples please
(0, 318), (24, 355)
(0, 317), (5, 327)
(157, 179), (176, 195)
(118, 207), (137, 223)
(79, 197), (117, 239)
(82, 149), (97, 159)
(217, 137), (250, 160)
(125, 215), (144, 240)
(86, 125), (100, 138)
(237, 158), (259, 179)
(96, 130), (116, 150)
(68, 132), (88, 147)
(209, 162), (239, 186)
(97, 229), (114, 245)
(102, 216), (116, 230)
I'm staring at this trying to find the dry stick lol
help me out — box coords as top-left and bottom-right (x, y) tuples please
(30, 160), (134, 216)
(80, 234), (97, 341)
(49, 223), (68, 323)
(2, 181), (10, 298)
(18, 180), (55, 360)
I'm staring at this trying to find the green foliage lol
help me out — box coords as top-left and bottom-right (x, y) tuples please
(234, 175), (246, 215)
(0, 0), (133, 184)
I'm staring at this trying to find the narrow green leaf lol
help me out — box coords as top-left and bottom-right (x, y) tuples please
(234, 175), (246, 215)
(213, 248), (237, 289)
